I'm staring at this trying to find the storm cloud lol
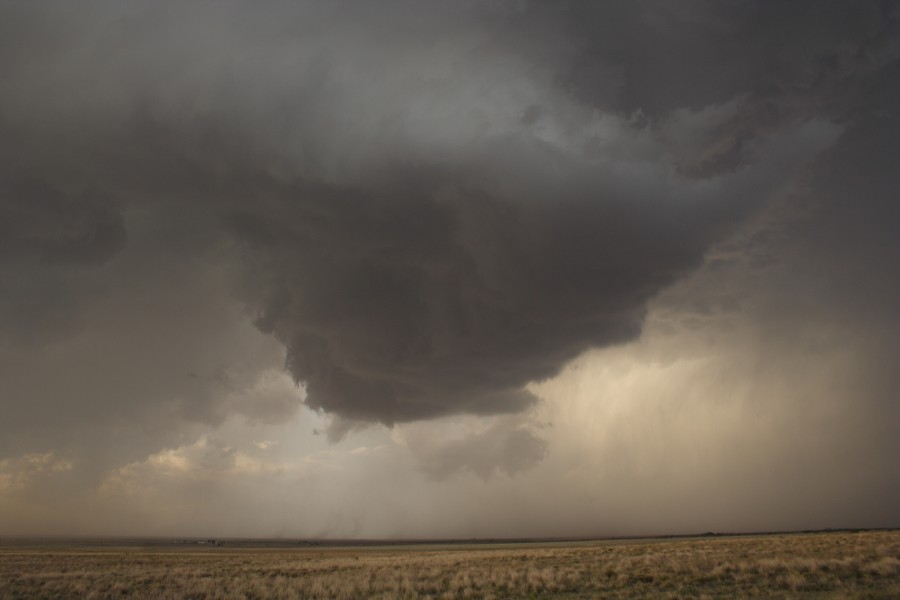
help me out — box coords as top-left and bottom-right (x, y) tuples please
(0, 1), (865, 427)
(0, 0), (898, 536)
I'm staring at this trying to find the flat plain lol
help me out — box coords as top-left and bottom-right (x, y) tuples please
(1, 530), (898, 599)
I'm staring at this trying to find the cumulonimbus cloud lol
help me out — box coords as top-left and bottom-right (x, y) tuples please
(0, 0), (890, 435)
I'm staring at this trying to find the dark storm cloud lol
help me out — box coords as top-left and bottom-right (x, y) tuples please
(229, 123), (834, 427)
(560, 1), (900, 114)
(0, 180), (125, 266)
(0, 0), (894, 439)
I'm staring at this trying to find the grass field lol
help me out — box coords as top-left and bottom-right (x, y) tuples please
(1, 530), (898, 599)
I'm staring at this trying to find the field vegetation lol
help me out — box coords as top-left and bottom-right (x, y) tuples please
(1, 530), (898, 599)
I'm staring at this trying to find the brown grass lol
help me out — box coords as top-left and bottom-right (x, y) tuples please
(1, 530), (898, 599)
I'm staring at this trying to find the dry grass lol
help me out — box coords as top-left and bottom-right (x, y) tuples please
(1, 530), (898, 599)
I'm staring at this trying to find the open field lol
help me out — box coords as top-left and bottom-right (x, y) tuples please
(1, 530), (898, 599)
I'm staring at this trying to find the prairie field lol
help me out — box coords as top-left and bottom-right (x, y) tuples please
(1, 530), (898, 599)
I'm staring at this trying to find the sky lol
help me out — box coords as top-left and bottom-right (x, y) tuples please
(0, 0), (898, 538)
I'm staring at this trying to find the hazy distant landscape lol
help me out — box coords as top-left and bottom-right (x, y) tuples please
(2, 530), (898, 599)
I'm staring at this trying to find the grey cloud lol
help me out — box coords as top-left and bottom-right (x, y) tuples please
(0, 209), (292, 476)
(0, 0), (893, 451)
(557, 1), (900, 184)
(0, 180), (125, 266)
(0, 179), (127, 346)
(393, 416), (550, 481)
(560, 1), (900, 115)
(223, 115), (835, 425)
(417, 423), (549, 481)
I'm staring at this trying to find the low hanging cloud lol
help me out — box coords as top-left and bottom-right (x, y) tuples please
(393, 416), (550, 481)
(0, 0), (896, 452)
